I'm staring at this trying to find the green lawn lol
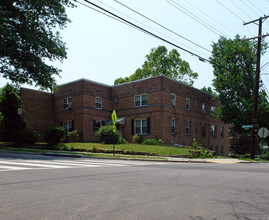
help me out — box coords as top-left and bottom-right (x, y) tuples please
(59, 142), (197, 156)
(0, 142), (197, 156)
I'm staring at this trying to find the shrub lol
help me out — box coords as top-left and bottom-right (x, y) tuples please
(143, 138), (164, 145)
(243, 154), (250, 159)
(95, 125), (120, 144)
(45, 126), (65, 146)
(118, 137), (128, 144)
(132, 135), (142, 144)
(67, 130), (79, 143)
(22, 129), (40, 144)
(230, 153), (240, 158)
(192, 138), (201, 148)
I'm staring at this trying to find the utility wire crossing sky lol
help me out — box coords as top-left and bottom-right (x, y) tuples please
(1, 0), (269, 93)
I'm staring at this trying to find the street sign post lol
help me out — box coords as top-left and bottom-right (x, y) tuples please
(111, 109), (117, 155)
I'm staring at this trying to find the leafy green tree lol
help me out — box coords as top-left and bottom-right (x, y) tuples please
(0, 0), (74, 89)
(210, 35), (269, 154)
(200, 86), (217, 96)
(0, 84), (40, 144)
(0, 84), (27, 142)
(114, 46), (198, 86)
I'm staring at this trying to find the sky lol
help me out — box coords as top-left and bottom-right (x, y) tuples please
(1, 0), (269, 92)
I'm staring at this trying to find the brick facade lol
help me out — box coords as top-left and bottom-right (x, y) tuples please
(21, 76), (229, 156)
(20, 88), (54, 141)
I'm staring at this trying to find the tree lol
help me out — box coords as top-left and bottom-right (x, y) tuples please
(210, 35), (269, 152)
(200, 86), (216, 96)
(0, 84), (39, 144)
(0, 0), (74, 90)
(114, 46), (198, 86)
(0, 84), (27, 142)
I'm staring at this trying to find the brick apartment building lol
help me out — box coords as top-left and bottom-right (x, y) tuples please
(20, 76), (229, 156)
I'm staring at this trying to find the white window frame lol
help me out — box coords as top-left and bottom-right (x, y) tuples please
(134, 119), (148, 135)
(171, 93), (176, 106)
(211, 106), (215, 115)
(220, 126), (224, 138)
(202, 103), (206, 113)
(186, 98), (190, 110)
(63, 121), (73, 134)
(95, 97), (102, 110)
(62, 97), (72, 110)
(134, 94), (148, 107)
(211, 125), (216, 137)
(171, 118), (176, 134)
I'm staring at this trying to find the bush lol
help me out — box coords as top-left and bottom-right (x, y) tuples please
(192, 138), (201, 149)
(118, 137), (128, 144)
(67, 130), (79, 143)
(132, 135), (142, 144)
(22, 129), (40, 144)
(45, 126), (65, 146)
(143, 138), (163, 145)
(230, 153), (240, 158)
(95, 125), (120, 144)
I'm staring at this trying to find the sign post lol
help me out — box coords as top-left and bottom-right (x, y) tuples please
(111, 109), (117, 156)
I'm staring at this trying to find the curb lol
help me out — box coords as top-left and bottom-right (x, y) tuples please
(0, 149), (263, 164)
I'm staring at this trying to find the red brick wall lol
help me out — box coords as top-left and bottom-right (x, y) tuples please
(20, 88), (54, 141)
(20, 76), (230, 156)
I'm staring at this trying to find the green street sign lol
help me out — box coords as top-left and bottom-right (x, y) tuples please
(242, 125), (252, 130)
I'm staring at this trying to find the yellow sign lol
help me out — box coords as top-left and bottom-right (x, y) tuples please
(111, 109), (117, 133)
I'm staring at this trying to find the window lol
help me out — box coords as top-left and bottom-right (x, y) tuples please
(186, 98), (190, 110)
(211, 125), (216, 137)
(195, 123), (198, 135)
(95, 97), (102, 109)
(220, 126), (224, 138)
(62, 97), (72, 110)
(171, 93), (176, 106)
(63, 121), (73, 134)
(202, 123), (206, 136)
(195, 101), (198, 111)
(220, 146), (223, 155)
(134, 94), (147, 107)
(215, 146), (219, 155)
(186, 121), (190, 136)
(211, 106), (215, 115)
(202, 103), (206, 113)
(93, 120), (105, 132)
(135, 119), (148, 135)
(171, 118), (176, 134)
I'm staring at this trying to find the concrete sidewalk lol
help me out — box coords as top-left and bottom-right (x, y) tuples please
(164, 157), (252, 164)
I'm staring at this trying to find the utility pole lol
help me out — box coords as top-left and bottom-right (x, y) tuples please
(244, 15), (269, 159)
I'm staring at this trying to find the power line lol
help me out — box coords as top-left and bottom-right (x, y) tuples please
(165, 0), (226, 37)
(228, 0), (252, 21)
(242, 0), (260, 17)
(94, 0), (206, 56)
(216, 0), (244, 22)
(184, 0), (236, 36)
(77, 0), (210, 61)
(246, 0), (266, 16)
(114, 0), (212, 53)
(78, 0), (237, 74)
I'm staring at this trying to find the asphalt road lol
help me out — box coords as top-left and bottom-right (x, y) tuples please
(0, 152), (268, 220)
